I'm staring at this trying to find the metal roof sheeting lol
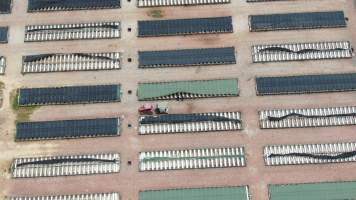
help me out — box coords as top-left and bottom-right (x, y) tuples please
(269, 181), (356, 200)
(0, 56), (6, 74)
(22, 52), (121, 73)
(138, 79), (239, 101)
(138, 0), (231, 7)
(28, 0), (121, 12)
(259, 106), (356, 129)
(252, 41), (353, 63)
(139, 112), (242, 134)
(140, 186), (249, 200)
(139, 147), (246, 171)
(25, 21), (121, 42)
(8, 193), (120, 200)
(12, 153), (120, 178)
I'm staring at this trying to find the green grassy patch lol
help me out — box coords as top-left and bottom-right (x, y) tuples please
(10, 89), (39, 122)
(148, 10), (164, 18)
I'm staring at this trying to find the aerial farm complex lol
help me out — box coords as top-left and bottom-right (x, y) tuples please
(0, 0), (356, 200)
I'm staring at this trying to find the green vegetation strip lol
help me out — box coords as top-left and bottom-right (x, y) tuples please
(142, 154), (244, 162)
(269, 181), (356, 200)
(10, 89), (39, 122)
(140, 186), (249, 200)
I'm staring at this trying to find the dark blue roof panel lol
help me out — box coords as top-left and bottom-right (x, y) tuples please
(139, 47), (236, 68)
(16, 118), (120, 140)
(256, 73), (356, 95)
(28, 0), (120, 12)
(0, 27), (8, 43)
(0, 0), (12, 13)
(138, 16), (233, 37)
(19, 84), (121, 106)
(249, 11), (346, 32)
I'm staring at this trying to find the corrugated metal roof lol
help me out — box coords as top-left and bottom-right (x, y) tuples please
(140, 186), (249, 200)
(28, 0), (120, 12)
(269, 181), (356, 200)
(137, 79), (239, 100)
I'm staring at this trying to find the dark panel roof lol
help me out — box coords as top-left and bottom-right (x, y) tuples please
(28, 0), (120, 12)
(0, 27), (8, 43)
(249, 11), (346, 32)
(0, 0), (12, 13)
(16, 118), (119, 140)
(139, 47), (236, 68)
(256, 73), (356, 95)
(19, 84), (121, 106)
(138, 16), (233, 37)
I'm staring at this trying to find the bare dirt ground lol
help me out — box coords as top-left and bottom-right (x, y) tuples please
(0, 0), (355, 200)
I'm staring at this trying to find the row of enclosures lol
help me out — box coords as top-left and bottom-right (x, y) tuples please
(4, 40), (352, 75)
(16, 73), (356, 106)
(9, 142), (356, 178)
(1, 0), (314, 13)
(7, 181), (356, 200)
(15, 104), (356, 140)
(0, 10), (348, 42)
(0, 11), (350, 74)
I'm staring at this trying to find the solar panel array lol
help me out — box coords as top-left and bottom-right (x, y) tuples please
(249, 11), (347, 32)
(16, 118), (120, 141)
(256, 73), (356, 96)
(22, 52), (121, 73)
(0, 56), (5, 74)
(0, 0), (12, 13)
(252, 41), (353, 63)
(139, 47), (236, 68)
(18, 84), (121, 106)
(8, 193), (120, 200)
(0, 27), (8, 43)
(137, 0), (230, 7)
(138, 16), (233, 37)
(12, 153), (120, 178)
(139, 147), (245, 171)
(264, 142), (356, 166)
(139, 112), (242, 135)
(259, 106), (356, 129)
(25, 21), (121, 42)
(27, 0), (121, 12)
